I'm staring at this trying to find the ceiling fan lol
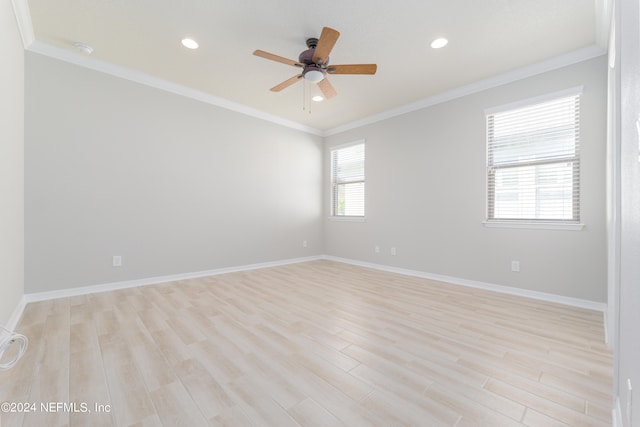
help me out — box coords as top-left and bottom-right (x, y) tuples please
(253, 27), (377, 99)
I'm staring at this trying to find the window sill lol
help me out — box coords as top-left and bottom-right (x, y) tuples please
(328, 216), (366, 222)
(483, 221), (584, 231)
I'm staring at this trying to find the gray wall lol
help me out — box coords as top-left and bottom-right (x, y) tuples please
(23, 50), (608, 304)
(25, 53), (324, 293)
(325, 56), (608, 302)
(0, 2), (25, 325)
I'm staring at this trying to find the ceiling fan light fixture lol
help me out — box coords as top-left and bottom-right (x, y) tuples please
(303, 69), (324, 83)
(181, 38), (199, 49)
(430, 37), (448, 49)
(312, 95), (324, 102)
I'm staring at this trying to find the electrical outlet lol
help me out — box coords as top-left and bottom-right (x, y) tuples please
(390, 247), (397, 256)
(112, 256), (122, 267)
(374, 245), (380, 253)
(511, 260), (520, 272)
(303, 240), (308, 248)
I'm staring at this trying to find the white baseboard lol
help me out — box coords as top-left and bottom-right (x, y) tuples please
(613, 396), (623, 427)
(5, 296), (27, 331)
(323, 256), (607, 312)
(24, 255), (323, 303)
(18, 254), (605, 320)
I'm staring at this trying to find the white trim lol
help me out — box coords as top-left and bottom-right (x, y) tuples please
(21, 255), (607, 311)
(26, 41), (324, 137)
(4, 296), (27, 332)
(596, 0), (614, 50)
(25, 37), (604, 139)
(483, 221), (585, 231)
(19, 254), (606, 314)
(323, 255), (607, 312)
(613, 396), (623, 427)
(25, 256), (323, 303)
(327, 139), (366, 151)
(327, 216), (366, 222)
(484, 85), (584, 115)
(324, 45), (605, 136)
(606, 13), (621, 350)
(10, 0), (34, 49)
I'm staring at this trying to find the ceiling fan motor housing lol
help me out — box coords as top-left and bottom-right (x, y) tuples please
(299, 48), (326, 66)
(299, 46), (327, 82)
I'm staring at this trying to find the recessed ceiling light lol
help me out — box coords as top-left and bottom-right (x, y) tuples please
(312, 95), (324, 102)
(430, 38), (448, 49)
(181, 38), (199, 49)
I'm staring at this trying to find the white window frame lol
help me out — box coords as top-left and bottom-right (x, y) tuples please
(329, 140), (365, 220)
(484, 87), (584, 231)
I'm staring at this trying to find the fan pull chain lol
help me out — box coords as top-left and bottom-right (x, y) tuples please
(302, 78), (306, 112)
(302, 79), (312, 114)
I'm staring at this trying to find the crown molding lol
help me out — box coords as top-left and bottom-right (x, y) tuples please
(20, 19), (605, 139)
(26, 40), (324, 137)
(10, 0), (34, 49)
(324, 44), (606, 136)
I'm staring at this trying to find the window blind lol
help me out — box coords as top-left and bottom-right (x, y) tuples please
(487, 92), (580, 222)
(331, 142), (365, 217)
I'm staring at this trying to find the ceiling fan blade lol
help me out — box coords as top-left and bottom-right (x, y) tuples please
(326, 64), (377, 75)
(317, 78), (337, 99)
(313, 27), (340, 65)
(253, 50), (303, 67)
(270, 74), (303, 92)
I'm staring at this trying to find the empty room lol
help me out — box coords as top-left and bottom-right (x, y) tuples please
(1, 0), (639, 426)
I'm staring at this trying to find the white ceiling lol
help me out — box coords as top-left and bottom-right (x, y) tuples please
(17, 0), (607, 134)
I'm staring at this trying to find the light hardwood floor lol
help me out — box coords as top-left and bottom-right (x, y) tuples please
(0, 260), (612, 426)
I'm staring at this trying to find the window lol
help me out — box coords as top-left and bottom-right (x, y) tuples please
(486, 88), (581, 224)
(330, 142), (365, 217)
